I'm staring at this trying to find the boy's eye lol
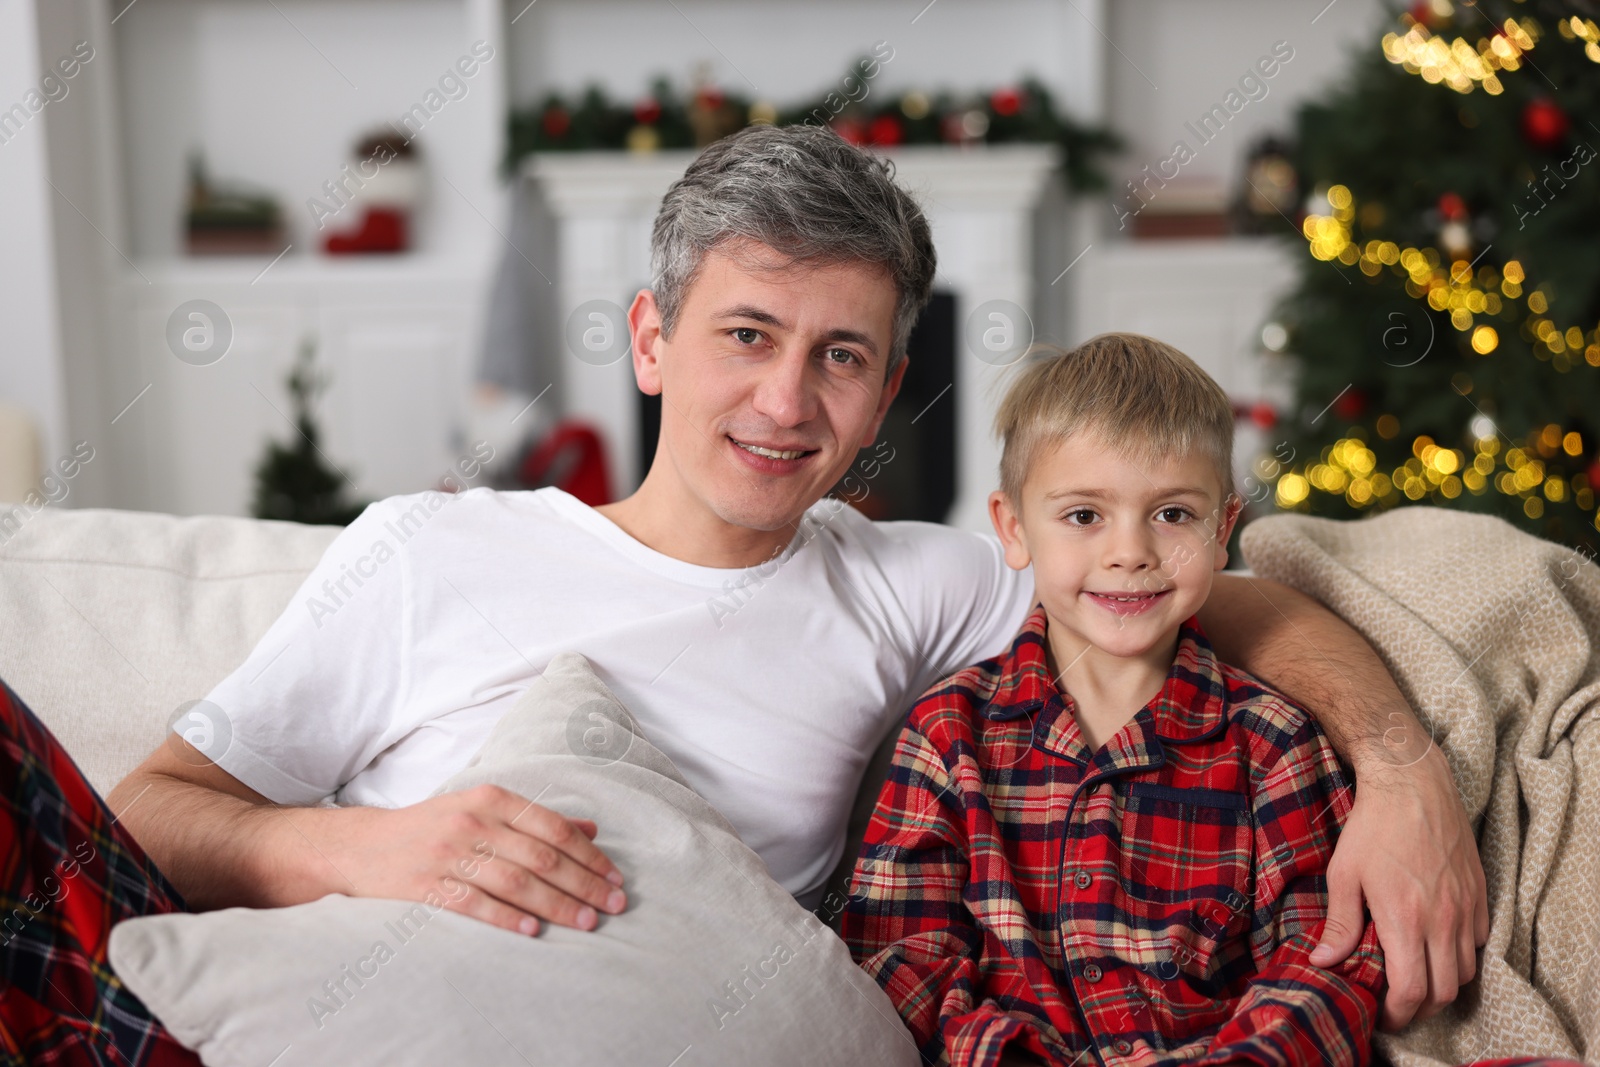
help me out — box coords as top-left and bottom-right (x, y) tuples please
(1065, 509), (1098, 526)
(732, 327), (761, 345)
(1156, 506), (1192, 523)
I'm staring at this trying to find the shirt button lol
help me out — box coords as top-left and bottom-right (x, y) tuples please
(1113, 1039), (1133, 1056)
(1074, 870), (1092, 890)
(1082, 963), (1102, 983)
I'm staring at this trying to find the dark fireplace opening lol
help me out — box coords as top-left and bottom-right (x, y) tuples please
(636, 290), (957, 524)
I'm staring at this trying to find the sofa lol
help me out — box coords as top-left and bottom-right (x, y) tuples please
(11, 502), (1599, 1066)
(0, 504), (354, 799)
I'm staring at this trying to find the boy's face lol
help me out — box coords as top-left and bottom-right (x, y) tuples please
(988, 432), (1241, 661)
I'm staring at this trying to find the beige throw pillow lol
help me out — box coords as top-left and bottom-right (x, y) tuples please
(108, 652), (918, 1066)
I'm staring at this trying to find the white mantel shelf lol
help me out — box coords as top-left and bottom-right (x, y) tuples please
(525, 144), (1062, 209)
(522, 143), (1066, 531)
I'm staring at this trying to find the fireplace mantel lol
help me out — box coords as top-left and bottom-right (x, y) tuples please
(523, 143), (1065, 531)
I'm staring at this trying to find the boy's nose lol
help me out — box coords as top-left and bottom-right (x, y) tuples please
(1103, 527), (1160, 572)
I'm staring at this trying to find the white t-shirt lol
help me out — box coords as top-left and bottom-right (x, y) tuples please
(200, 487), (1034, 904)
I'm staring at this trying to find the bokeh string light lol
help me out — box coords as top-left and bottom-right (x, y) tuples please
(1380, 11), (1539, 95)
(1280, 180), (1600, 532)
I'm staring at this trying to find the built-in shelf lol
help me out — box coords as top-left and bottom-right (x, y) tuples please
(113, 0), (505, 263)
(96, 0), (507, 516)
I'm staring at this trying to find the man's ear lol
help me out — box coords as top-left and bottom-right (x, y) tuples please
(989, 490), (1033, 571)
(628, 290), (664, 396)
(1212, 493), (1245, 571)
(860, 356), (910, 447)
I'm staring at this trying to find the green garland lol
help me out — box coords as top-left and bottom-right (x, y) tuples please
(506, 67), (1120, 194)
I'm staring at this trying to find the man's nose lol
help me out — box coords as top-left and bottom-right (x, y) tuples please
(750, 347), (820, 428)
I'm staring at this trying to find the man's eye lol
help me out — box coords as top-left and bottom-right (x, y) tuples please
(732, 327), (761, 344)
(824, 347), (857, 365)
(1156, 506), (1192, 523)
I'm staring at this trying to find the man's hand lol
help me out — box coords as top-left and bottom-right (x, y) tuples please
(109, 738), (627, 937)
(293, 783), (628, 937)
(1309, 742), (1488, 1031)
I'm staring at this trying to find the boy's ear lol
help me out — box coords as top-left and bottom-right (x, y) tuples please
(988, 490), (1033, 571)
(1212, 492), (1245, 571)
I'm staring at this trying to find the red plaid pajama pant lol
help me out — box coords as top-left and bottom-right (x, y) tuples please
(0, 676), (1591, 1067)
(0, 678), (199, 1066)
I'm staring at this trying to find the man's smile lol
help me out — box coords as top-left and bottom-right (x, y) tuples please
(729, 435), (819, 469)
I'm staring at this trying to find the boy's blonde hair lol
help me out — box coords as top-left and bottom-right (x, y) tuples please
(995, 332), (1236, 504)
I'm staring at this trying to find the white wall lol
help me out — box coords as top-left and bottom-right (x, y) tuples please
(1102, 0), (1389, 210)
(0, 0), (69, 482)
(508, 0), (1106, 122)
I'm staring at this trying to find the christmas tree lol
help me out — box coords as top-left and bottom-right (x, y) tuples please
(251, 338), (368, 526)
(1270, 0), (1600, 555)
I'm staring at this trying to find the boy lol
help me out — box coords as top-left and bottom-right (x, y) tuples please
(841, 333), (1385, 1066)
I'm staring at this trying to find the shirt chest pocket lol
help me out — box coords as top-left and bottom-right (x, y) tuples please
(1112, 782), (1255, 990)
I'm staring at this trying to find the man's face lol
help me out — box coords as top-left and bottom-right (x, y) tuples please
(989, 432), (1240, 661)
(628, 239), (906, 534)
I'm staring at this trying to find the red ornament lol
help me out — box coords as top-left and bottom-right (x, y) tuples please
(1438, 192), (1469, 222)
(1249, 401), (1279, 430)
(541, 105), (570, 139)
(990, 87), (1023, 117)
(1587, 456), (1600, 490)
(633, 97), (662, 125)
(695, 86), (726, 111)
(1521, 98), (1570, 150)
(1332, 387), (1367, 422)
(324, 207), (407, 255)
(833, 118), (868, 146)
(868, 114), (904, 146)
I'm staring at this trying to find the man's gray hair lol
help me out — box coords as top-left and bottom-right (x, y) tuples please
(650, 123), (937, 374)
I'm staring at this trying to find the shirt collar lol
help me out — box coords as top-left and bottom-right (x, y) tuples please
(978, 605), (1230, 770)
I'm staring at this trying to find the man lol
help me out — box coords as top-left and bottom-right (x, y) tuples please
(6, 125), (1481, 1064)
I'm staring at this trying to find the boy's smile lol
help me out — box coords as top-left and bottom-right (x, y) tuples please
(1082, 587), (1173, 617)
(990, 432), (1241, 739)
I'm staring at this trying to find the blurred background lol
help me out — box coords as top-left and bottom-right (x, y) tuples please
(2, 0), (1596, 554)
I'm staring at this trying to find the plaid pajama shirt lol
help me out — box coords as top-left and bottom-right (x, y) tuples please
(842, 606), (1386, 1067)
(0, 678), (199, 1067)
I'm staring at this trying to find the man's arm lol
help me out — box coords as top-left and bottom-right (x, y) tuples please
(105, 737), (628, 935)
(1197, 572), (1489, 1031)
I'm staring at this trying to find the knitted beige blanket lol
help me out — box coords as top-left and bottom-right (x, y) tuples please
(1239, 508), (1599, 1065)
